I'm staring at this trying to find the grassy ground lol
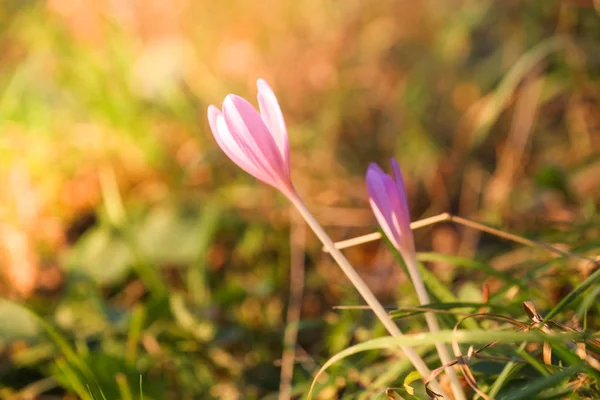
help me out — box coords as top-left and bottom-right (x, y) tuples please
(0, 1), (599, 399)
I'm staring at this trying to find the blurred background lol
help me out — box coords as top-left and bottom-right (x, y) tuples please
(0, 0), (599, 398)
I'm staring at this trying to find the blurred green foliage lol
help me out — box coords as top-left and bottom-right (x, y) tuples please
(0, 0), (599, 398)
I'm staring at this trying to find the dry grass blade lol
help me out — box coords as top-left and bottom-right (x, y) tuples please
(385, 388), (405, 400)
(524, 301), (555, 368)
(460, 346), (488, 400)
(543, 342), (553, 368)
(278, 218), (306, 400)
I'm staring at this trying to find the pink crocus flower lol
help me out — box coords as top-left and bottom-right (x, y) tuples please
(207, 79), (295, 199)
(366, 158), (415, 260)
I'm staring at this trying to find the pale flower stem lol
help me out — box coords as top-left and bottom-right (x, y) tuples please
(288, 194), (449, 398)
(404, 254), (467, 400)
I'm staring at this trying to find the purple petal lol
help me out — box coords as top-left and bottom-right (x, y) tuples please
(366, 160), (416, 255)
(366, 163), (401, 249)
(389, 159), (414, 248)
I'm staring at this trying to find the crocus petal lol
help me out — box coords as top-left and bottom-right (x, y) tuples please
(366, 160), (416, 256)
(208, 80), (295, 198)
(366, 164), (401, 248)
(222, 95), (292, 191)
(390, 158), (413, 235)
(208, 105), (270, 184)
(383, 174), (414, 254)
(390, 158), (415, 253)
(256, 79), (289, 165)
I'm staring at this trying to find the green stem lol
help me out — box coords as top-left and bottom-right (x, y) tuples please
(404, 254), (467, 400)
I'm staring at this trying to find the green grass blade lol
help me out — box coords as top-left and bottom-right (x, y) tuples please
(487, 342), (528, 398)
(139, 375), (144, 400)
(497, 366), (580, 400)
(126, 304), (146, 367)
(544, 267), (600, 321)
(54, 359), (94, 400)
(116, 373), (134, 400)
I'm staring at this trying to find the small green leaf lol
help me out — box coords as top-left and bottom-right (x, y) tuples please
(0, 299), (42, 343)
(64, 227), (132, 285)
(403, 371), (421, 395)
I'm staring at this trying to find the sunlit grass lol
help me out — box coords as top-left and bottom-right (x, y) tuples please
(0, 1), (599, 399)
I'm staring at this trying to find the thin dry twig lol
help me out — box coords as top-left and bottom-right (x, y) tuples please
(325, 214), (450, 251)
(325, 212), (599, 269)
